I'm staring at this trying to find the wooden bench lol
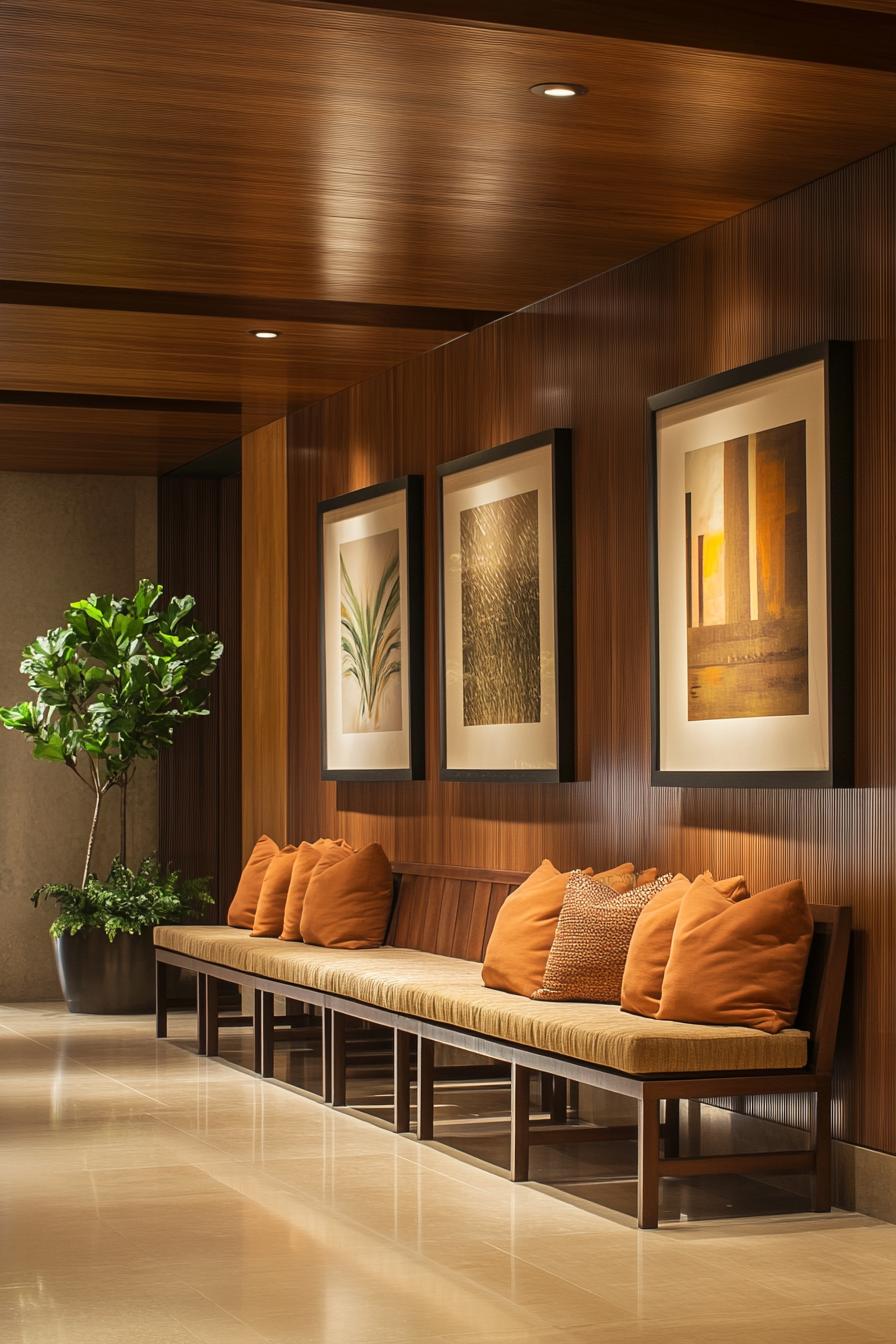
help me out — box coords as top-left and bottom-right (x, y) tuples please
(154, 861), (851, 1228)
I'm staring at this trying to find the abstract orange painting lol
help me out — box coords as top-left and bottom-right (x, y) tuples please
(684, 421), (808, 721)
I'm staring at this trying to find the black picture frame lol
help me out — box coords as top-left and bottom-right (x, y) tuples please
(318, 475), (425, 781)
(647, 342), (853, 789)
(437, 428), (574, 782)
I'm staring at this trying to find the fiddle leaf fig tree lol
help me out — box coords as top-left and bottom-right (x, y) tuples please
(0, 580), (222, 887)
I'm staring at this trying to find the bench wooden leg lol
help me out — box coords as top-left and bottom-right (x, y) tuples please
(811, 1079), (832, 1212)
(664, 1098), (681, 1159)
(331, 1010), (348, 1107)
(253, 989), (263, 1073)
(416, 1036), (435, 1140)
(568, 1080), (580, 1121)
(511, 1062), (531, 1182)
(638, 1096), (661, 1229)
(394, 1029), (412, 1133)
(155, 959), (168, 1039)
(550, 1076), (568, 1125)
(204, 975), (220, 1058)
(539, 1072), (553, 1112)
(258, 990), (275, 1078)
(321, 1009), (333, 1102)
(196, 972), (208, 1055)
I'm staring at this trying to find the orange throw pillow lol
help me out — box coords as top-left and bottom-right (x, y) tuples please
(280, 839), (352, 942)
(597, 862), (637, 893)
(227, 835), (280, 929)
(482, 860), (569, 997)
(621, 872), (747, 1018)
(250, 845), (299, 937)
(300, 843), (393, 949)
(657, 877), (813, 1034)
(534, 872), (673, 1003)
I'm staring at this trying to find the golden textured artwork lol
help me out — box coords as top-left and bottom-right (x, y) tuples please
(685, 420), (808, 721)
(460, 490), (541, 726)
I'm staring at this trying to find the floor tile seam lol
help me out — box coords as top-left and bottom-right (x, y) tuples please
(477, 1242), (787, 1310)
(0, 1020), (174, 1108)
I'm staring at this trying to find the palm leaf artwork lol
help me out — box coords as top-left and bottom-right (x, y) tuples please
(340, 544), (402, 730)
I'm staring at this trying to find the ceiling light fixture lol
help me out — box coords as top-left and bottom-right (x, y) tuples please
(251, 330), (280, 339)
(529, 83), (588, 98)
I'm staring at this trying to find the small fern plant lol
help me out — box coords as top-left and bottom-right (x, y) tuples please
(33, 856), (212, 942)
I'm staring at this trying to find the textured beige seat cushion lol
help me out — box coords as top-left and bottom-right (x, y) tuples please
(155, 926), (808, 1076)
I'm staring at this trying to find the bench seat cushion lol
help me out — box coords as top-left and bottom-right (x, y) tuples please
(154, 925), (808, 1076)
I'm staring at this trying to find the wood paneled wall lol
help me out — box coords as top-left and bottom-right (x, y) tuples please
(241, 419), (289, 853)
(158, 473), (242, 919)
(255, 146), (896, 1157)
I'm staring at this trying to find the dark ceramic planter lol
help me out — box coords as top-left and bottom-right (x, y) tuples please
(53, 927), (156, 1014)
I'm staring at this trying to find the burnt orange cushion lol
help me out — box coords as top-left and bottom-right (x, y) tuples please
(590, 862), (642, 893)
(300, 842), (393, 949)
(280, 839), (352, 942)
(482, 860), (625, 997)
(250, 845), (299, 937)
(621, 872), (747, 1018)
(658, 877), (813, 1034)
(227, 835), (280, 929)
(481, 861), (569, 997)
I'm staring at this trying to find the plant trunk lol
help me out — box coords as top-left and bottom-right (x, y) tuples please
(82, 789), (103, 888)
(120, 775), (128, 869)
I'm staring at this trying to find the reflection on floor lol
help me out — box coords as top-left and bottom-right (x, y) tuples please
(2, 1001), (895, 1343)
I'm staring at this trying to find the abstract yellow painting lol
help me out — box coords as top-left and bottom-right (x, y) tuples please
(684, 421), (808, 721)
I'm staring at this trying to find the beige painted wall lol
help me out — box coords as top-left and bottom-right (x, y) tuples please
(0, 474), (158, 1002)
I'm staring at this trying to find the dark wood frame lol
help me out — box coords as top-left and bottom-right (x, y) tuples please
(318, 474), (425, 780)
(155, 861), (850, 1230)
(437, 429), (574, 781)
(647, 342), (854, 788)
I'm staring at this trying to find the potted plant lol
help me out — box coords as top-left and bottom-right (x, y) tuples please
(0, 579), (222, 1012)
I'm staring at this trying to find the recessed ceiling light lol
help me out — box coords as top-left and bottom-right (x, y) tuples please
(529, 83), (588, 98)
(250, 330), (280, 339)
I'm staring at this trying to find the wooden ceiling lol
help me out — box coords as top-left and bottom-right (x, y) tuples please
(2, 0), (896, 474)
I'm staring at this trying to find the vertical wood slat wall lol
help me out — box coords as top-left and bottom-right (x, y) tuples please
(158, 474), (242, 919)
(225, 145), (895, 1158)
(241, 418), (289, 853)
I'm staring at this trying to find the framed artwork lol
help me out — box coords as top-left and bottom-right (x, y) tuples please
(648, 342), (853, 788)
(318, 476), (424, 780)
(438, 429), (573, 781)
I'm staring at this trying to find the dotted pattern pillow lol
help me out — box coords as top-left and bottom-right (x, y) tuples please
(533, 870), (673, 1004)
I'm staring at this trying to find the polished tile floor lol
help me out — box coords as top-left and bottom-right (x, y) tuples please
(2, 1001), (896, 1343)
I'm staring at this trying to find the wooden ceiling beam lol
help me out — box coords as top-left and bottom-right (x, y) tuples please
(277, 0), (896, 73)
(0, 281), (503, 333)
(0, 389), (242, 415)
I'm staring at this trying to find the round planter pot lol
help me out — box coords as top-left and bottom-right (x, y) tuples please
(53, 927), (156, 1014)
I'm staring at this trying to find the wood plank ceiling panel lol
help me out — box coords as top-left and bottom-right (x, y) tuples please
(0, 306), (458, 421)
(1, 0), (895, 471)
(0, 403), (241, 475)
(5, 1), (896, 310)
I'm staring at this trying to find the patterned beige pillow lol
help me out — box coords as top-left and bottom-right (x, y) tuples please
(533, 870), (673, 1003)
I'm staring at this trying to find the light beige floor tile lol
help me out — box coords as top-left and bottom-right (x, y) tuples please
(3, 1003), (896, 1344)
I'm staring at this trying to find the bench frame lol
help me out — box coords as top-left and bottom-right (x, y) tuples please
(154, 864), (851, 1229)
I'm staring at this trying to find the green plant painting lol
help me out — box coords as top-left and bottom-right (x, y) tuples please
(339, 531), (402, 733)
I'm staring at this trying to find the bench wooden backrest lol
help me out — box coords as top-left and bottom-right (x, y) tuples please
(388, 862), (852, 1076)
(388, 862), (528, 963)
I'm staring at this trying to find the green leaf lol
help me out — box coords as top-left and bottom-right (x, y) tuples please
(33, 733), (67, 762)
